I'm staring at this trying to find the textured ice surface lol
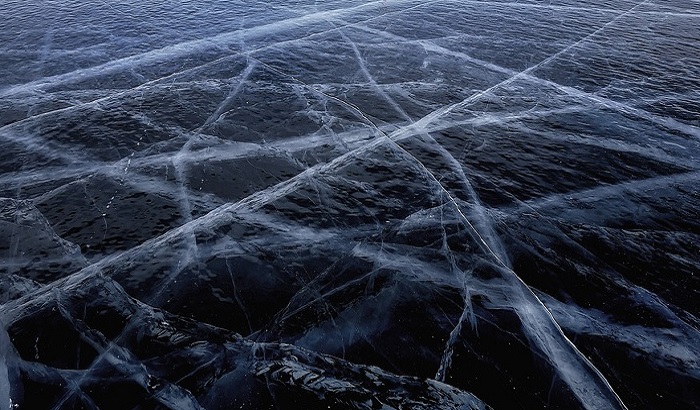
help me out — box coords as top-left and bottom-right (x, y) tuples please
(0, 1), (699, 409)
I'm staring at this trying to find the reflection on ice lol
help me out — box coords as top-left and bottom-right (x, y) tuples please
(1, 0), (699, 408)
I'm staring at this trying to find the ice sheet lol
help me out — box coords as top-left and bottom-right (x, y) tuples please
(0, 0), (698, 408)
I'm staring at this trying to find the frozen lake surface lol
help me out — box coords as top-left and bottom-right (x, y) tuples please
(1, 1), (699, 408)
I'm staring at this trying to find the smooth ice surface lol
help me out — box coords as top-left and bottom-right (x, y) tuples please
(0, 1), (699, 409)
